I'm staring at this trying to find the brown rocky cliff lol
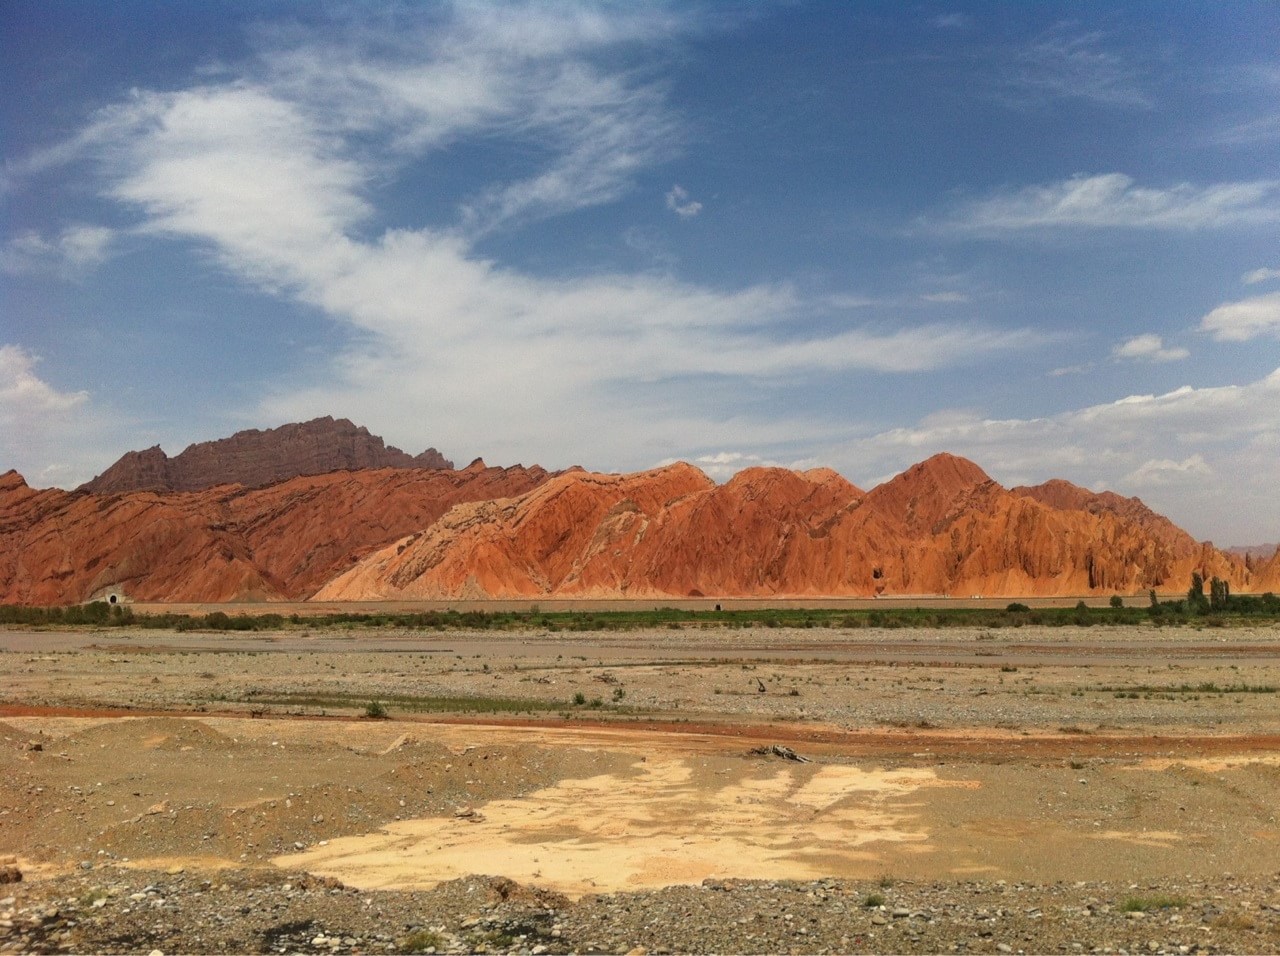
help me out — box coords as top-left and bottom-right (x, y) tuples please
(80, 417), (453, 494)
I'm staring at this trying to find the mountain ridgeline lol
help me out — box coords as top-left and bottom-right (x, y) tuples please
(79, 417), (452, 494)
(2, 422), (1277, 605)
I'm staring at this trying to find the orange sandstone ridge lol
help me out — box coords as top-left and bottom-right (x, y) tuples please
(0, 464), (549, 604)
(2, 448), (1276, 605)
(316, 453), (1268, 601)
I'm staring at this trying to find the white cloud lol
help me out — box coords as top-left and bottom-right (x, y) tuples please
(0, 344), (88, 418)
(1008, 25), (1150, 108)
(1112, 333), (1189, 363)
(825, 293), (884, 309)
(683, 450), (785, 482)
(0, 225), (114, 277)
(25, 7), (1045, 476)
(1122, 454), (1213, 488)
(1198, 292), (1280, 342)
(931, 14), (970, 30)
(1243, 267), (1280, 285)
(830, 369), (1280, 543)
(936, 173), (1280, 233)
(1048, 362), (1094, 377)
(665, 184), (702, 218)
(0, 345), (126, 488)
(919, 291), (969, 303)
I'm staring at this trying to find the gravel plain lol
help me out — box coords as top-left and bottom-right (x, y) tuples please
(2, 622), (1279, 954)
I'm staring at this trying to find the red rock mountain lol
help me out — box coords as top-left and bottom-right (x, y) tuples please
(0, 463), (548, 604)
(316, 453), (1257, 602)
(2, 424), (1268, 604)
(79, 417), (452, 494)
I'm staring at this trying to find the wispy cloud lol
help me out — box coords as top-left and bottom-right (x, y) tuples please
(0, 225), (114, 277)
(1198, 292), (1280, 342)
(16, 5), (1045, 473)
(1243, 267), (1280, 285)
(1112, 333), (1188, 363)
(934, 173), (1280, 233)
(919, 291), (968, 304)
(665, 184), (702, 218)
(1213, 64), (1280, 145)
(1005, 24), (1150, 108)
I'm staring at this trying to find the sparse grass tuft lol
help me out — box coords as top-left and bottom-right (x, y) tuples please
(400, 929), (446, 953)
(1119, 895), (1185, 913)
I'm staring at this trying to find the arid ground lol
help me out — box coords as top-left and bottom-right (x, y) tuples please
(2, 622), (1279, 954)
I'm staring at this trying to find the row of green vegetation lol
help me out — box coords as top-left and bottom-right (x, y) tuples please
(1, 576), (1276, 632)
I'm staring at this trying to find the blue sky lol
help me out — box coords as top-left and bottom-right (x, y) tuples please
(2, 1), (1279, 545)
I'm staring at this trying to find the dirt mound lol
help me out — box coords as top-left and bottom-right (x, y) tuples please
(62, 716), (235, 752)
(0, 719), (41, 750)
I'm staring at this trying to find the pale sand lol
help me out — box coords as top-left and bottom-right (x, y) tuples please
(273, 758), (976, 897)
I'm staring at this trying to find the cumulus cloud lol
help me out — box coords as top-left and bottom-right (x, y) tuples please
(0, 344), (125, 488)
(1198, 292), (1280, 342)
(683, 450), (785, 482)
(665, 184), (702, 218)
(1112, 333), (1189, 363)
(1123, 454), (1213, 488)
(0, 225), (114, 277)
(935, 173), (1280, 233)
(1243, 267), (1280, 285)
(830, 368), (1280, 543)
(0, 344), (88, 418)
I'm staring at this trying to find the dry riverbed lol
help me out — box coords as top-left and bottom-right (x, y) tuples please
(1, 623), (1279, 954)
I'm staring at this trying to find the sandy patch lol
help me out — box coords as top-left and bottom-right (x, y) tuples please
(1132, 755), (1280, 773)
(275, 757), (975, 897)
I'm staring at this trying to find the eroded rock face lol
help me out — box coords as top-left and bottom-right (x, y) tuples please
(3, 447), (1264, 605)
(0, 465), (548, 604)
(315, 454), (1255, 601)
(79, 417), (453, 494)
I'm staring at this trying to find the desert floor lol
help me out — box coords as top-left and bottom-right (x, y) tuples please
(1, 622), (1279, 954)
